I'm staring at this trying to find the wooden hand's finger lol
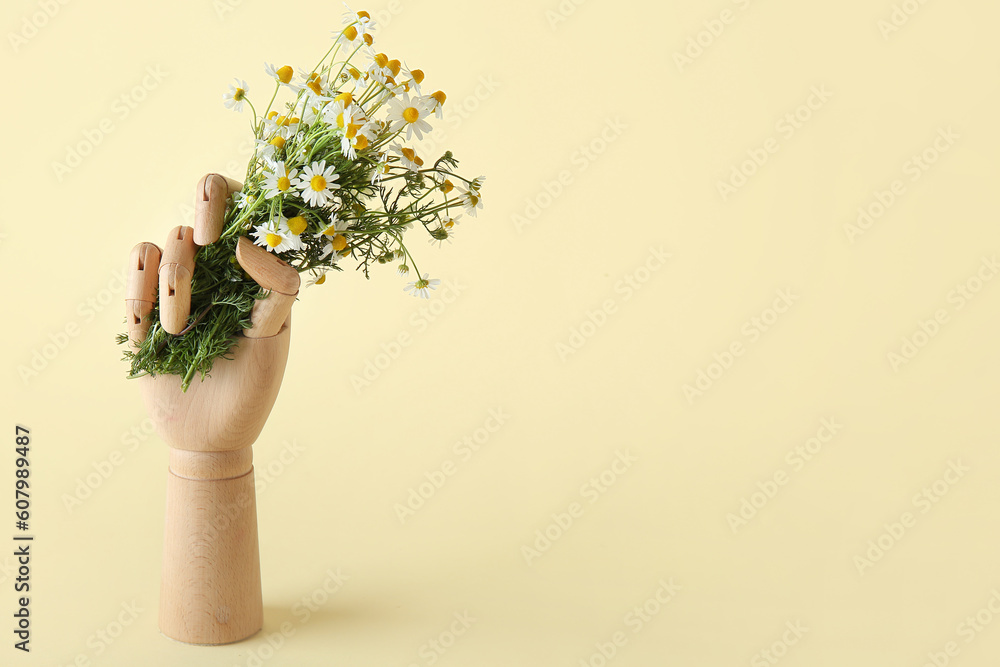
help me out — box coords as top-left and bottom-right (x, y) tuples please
(194, 173), (243, 246)
(125, 242), (162, 350)
(159, 226), (197, 334)
(235, 236), (300, 338)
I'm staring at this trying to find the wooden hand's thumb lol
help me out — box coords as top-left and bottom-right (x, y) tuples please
(234, 237), (300, 338)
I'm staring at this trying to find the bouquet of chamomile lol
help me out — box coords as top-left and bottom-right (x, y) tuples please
(118, 6), (485, 389)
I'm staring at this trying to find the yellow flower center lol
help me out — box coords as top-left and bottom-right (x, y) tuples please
(315, 274), (326, 285)
(277, 65), (293, 84)
(357, 10), (370, 19)
(387, 59), (401, 77)
(234, 88), (245, 101)
(401, 147), (416, 161)
(265, 233), (282, 248)
(442, 180), (454, 193)
(410, 69), (424, 83)
(331, 234), (348, 251)
(335, 92), (353, 106)
(343, 25), (358, 40)
(310, 175), (327, 191)
(363, 34), (373, 46)
(348, 66), (361, 80)
(287, 216), (307, 235)
(431, 90), (446, 105)
(468, 193), (480, 206)
(402, 107), (420, 123)
(267, 111), (278, 120)
(444, 219), (454, 229)
(346, 122), (361, 139)
(374, 53), (388, 68)
(414, 155), (424, 167)
(354, 135), (369, 150)
(277, 176), (291, 191)
(270, 136), (286, 148)
(307, 79), (322, 95)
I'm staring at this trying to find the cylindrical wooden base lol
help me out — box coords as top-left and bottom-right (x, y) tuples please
(159, 449), (262, 645)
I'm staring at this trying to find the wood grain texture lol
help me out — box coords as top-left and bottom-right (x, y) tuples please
(126, 242), (161, 302)
(158, 264), (192, 334)
(126, 242), (162, 348)
(139, 323), (291, 452)
(158, 227), (197, 335)
(235, 236), (300, 295)
(194, 174), (243, 246)
(159, 464), (262, 645)
(169, 448), (253, 480)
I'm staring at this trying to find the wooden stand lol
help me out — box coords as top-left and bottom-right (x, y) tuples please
(141, 323), (292, 645)
(160, 449), (262, 644)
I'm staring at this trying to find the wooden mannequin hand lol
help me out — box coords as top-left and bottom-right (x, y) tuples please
(125, 174), (301, 453)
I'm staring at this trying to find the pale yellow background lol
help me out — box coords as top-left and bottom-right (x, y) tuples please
(2, 0), (1000, 664)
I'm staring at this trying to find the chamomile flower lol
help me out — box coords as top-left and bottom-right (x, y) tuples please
(428, 225), (453, 247)
(264, 62), (295, 85)
(342, 3), (377, 35)
(366, 52), (392, 85)
(315, 212), (350, 237)
(404, 273), (440, 299)
(440, 214), (462, 228)
(424, 90), (446, 119)
(322, 93), (360, 130)
(394, 146), (424, 172)
(254, 136), (282, 159)
(251, 216), (305, 254)
(371, 152), (390, 183)
(344, 65), (365, 90)
(262, 161), (300, 199)
(307, 272), (329, 287)
(299, 160), (341, 207)
(401, 65), (425, 95)
(294, 70), (333, 104)
(386, 93), (432, 140)
(339, 119), (372, 159)
(263, 112), (300, 139)
(397, 264), (409, 276)
(234, 191), (253, 209)
(336, 23), (365, 50)
(459, 184), (484, 217)
(286, 215), (309, 236)
(316, 218), (349, 260)
(223, 79), (250, 112)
